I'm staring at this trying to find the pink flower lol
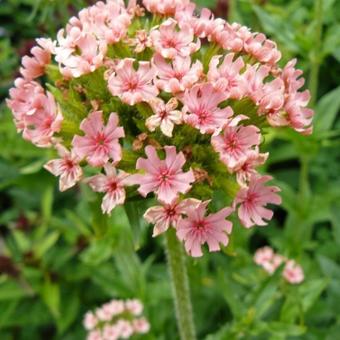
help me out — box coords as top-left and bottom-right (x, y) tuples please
(96, 305), (113, 322)
(146, 98), (183, 137)
(132, 318), (150, 334)
(128, 30), (152, 53)
(254, 247), (285, 274)
(257, 78), (285, 114)
(143, 0), (191, 16)
(115, 319), (133, 338)
(150, 18), (200, 59)
(211, 123), (261, 169)
(20, 38), (55, 80)
(143, 198), (200, 236)
(72, 111), (125, 167)
(87, 330), (102, 340)
(283, 260), (304, 284)
(102, 325), (120, 340)
(182, 83), (233, 134)
(108, 58), (159, 105)
(125, 299), (143, 316)
(55, 27), (107, 78)
(176, 200), (233, 257)
(153, 53), (203, 93)
(208, 54), (245, 99)
(83, 311), (98, 331)
(86, 164), (128, 214)
(107, 300), (125, 316)
(6, 78), (62, 147)
(234, 175), (281, 228)
(126, 145), (195, 204)
(232, 149), (268, 186)
(44, 145), (83, 192)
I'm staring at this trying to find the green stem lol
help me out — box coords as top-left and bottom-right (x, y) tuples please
(165, 229), (196, 340)
(309, 0), (323, 107)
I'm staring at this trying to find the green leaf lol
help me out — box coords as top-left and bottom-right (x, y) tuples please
(41, 277), (60, 319)
(35, 231), (60, 259)
(314, 86), (340, 132)
(80, 238), (113, 265)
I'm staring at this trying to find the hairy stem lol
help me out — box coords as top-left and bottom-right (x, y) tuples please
(165, 229), (196, 340)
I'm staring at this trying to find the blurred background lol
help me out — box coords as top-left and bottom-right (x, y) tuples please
(0, 0), (340, 339)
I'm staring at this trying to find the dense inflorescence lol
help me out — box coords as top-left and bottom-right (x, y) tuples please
(83, 298), (150, 340)
(7, 0), (313, 257)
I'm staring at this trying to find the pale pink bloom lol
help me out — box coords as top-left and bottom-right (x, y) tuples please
(232, 149), (268, 186)
(125, 299), (143, 316)
(126, 145), (195, 204)
(107, 300), (125, 316)
(72, 111), (125, 167)
(283, 260), (304, 284)
(55, 27), (107, 78)
(150, 18), (200, 59)
(108, 58), (159, 105)
(174, 2), (196, 28)
(208, 54), (245, 99)
(254, 246), (275, 266)
(6, 78), (63, 147)
(132, 318), (150, 334)
(153, 54), (202, 93)
(128, 30), (152, 53)
(210, 22), (245, 52)
(87, 164), (128, 214)
(244, 33), (281, 66)
(211, 124), (261, 169)
(83, 311), (98, 331)
(143, 198), (200, 236)
(143, 0), (190, 16)
(234, 175), (281, 228)
(20, 38), (55, 80)
(192, 8), (216, 38)
(87, 330), (103, 340)
(96, 305), (113, 322)
(115, 320), (133, 339)
(146, 98), (183, 137)
(182, 83), (233, 134)
(176, 200), (233, 257)
(102, 325), (120, 340)
(257, 78), (285, 114)
(44, 145), (83, 192)
(280, 59), (305, 93)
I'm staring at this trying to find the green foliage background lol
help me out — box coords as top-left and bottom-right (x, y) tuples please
(0, 0), (340, 339)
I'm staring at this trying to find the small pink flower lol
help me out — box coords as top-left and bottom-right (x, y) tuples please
(44, 145), (83, 192)
(283, 260), (304, 284)
(108, 58), (159, 105)
(20, 38), (55, 80)
(87, 164), (128, 214)
(102, 325), (120, 340)
(126, 145), (195, 204)
(153, 53), (202, 93)
(150, 18), (200, 59)
(254, 246), (275, 266)
(211, 123), (261, 169)
(143, 0), (190, 16)
(208, 53), (245, 99)
(176, 200), (233, 257)
(107, 300), (125, 316)
(232, 149), (268, 186)
(72, 111), (125, 167)
(87, 330), (102, 340)
(143, 198), (200, 236)
(125, 299), (143, 316)
(55, 27), (107, 78)
(146, 98), (182, 137)
(83, 311), (98, 331)
(128, 30), (152, 53)
(115, 319), (133, 339)
(96, 305), (113, 322)
(182, 83), (233, 134)
(234, 175), (281, 228)
(132, 318), (150, 334)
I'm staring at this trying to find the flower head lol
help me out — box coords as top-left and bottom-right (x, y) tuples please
(176, 200), (233, 257)
(234, 175), (281, 228)
(72, 111), (124, 167)
(127, 145), (195, 204)
(283, 260), (304, 284)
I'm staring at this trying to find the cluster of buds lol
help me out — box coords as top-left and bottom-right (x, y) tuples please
(83, 298), (150, 340)
(6, 0), (313, 257)
(254, 246), (304, 284)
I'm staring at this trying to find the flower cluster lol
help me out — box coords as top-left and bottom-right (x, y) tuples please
(254, 246), (304, 284)
(7, 0), (313, 257)
(83, 298), (150, 340)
